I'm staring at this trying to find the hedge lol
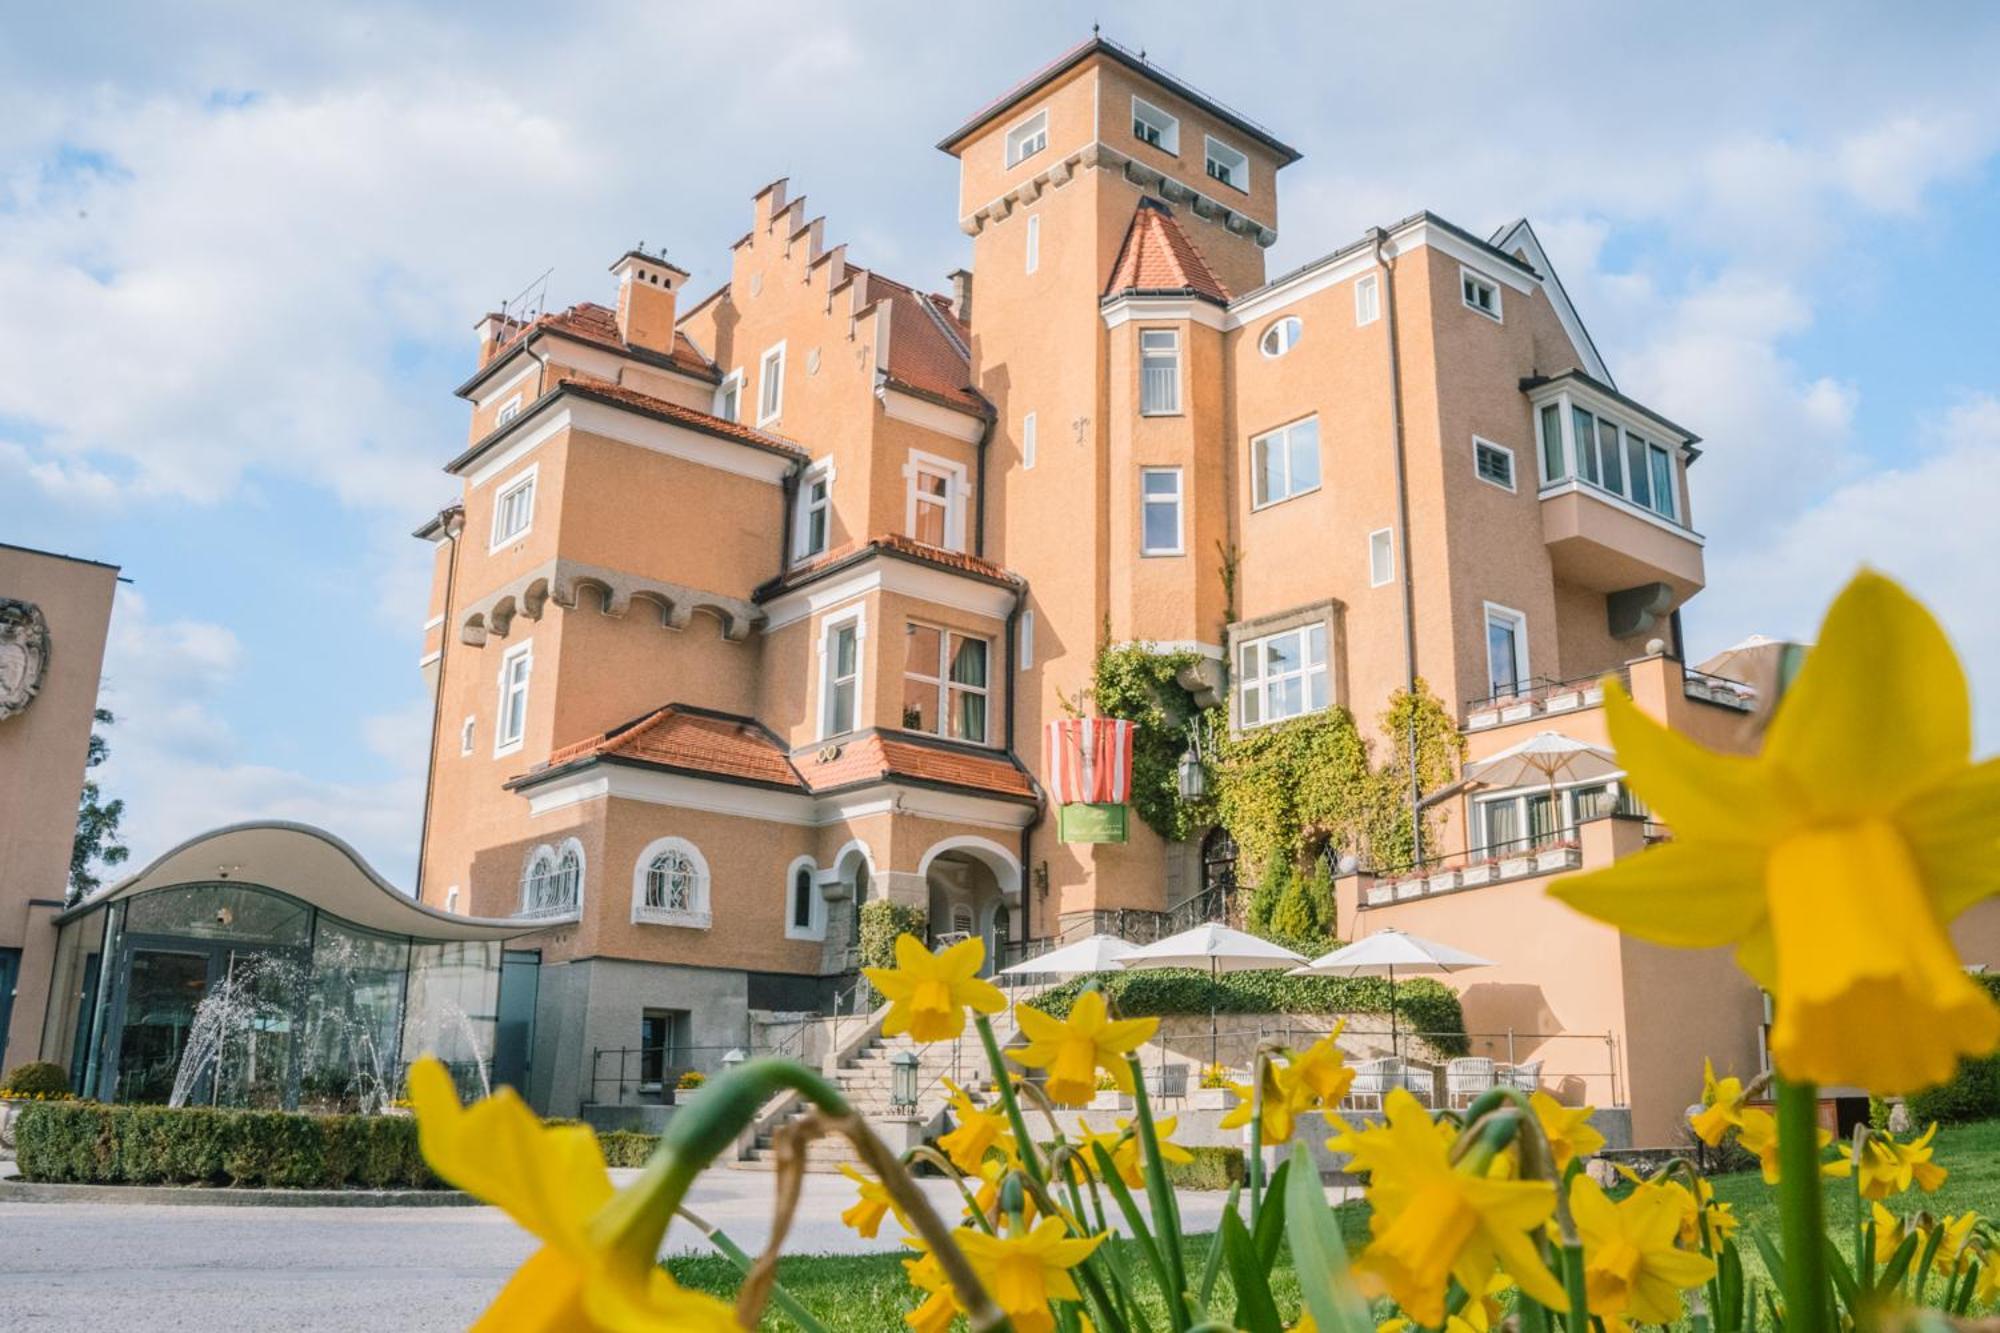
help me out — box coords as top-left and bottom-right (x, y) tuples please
(14, 1101), (439, 1190)
(1907, 975), (2000, 1124)
(1027, 969), (1470, 1058)
(0, 1061), (70, 1097)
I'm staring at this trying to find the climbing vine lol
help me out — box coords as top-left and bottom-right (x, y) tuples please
(1088, 643), (1223, 842)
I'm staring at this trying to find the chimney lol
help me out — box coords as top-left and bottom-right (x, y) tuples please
(947, 268), (974, 325)
(474, 313), (517, 368)
(610, 247), (689, 357)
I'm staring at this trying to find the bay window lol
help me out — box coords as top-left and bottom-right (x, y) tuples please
(1533, 386), (1687, 525)
(903, 623), (990, 744)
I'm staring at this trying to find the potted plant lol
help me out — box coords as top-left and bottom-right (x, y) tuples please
(1189, 1063), (1233, 1110)
(0, 1062), (75, 1152)
(1460, 858), (1498, 887)
(673, 1069), (707, 1104)
(1087, 1071), (1125, 1111)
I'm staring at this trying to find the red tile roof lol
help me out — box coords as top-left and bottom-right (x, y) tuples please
(552, 374), (808, 459)
(499, 301), (720, 381)
(1104, 199), (1230, 304)
(868, 274), (986, 415)
(532, 707), (1034, 802)
(759, 535), (1021, 599)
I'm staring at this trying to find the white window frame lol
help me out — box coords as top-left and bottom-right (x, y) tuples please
(632, 836), (711, 929)
(495, 393), (523, 427)
(1473, 436), (1517, 493)
(459, 715), (476, 756)
(1460, 266), (1503, 322)
(1025, 214), (1040, 274)
(494, 640), (532, 756)
(818, 606), (866, 739)
(1138, 328), (1181, 415)
(757, 342), (787, 425)
(1355, 273), (1381, 326)
(1236, 623), (1330, 729)
(903, 450), (969, 551)
(1368, 528), (1394, 588)
(1005, 108), (1049, 167)
(1021, 411), (1037, 470)
(784, 855), (825, 941)
(1131, 96), (1180, 153)
(1019, 608), (1035, 671)
(794, 457), (835, 560)
(1533, 390), (1687, 526)
(1204, 135), (1249, 193)
(1483, 602), (1531, 699)
(1249, 415), (1322, 509)
(1259, 316), (1302, 358)
(489, 463), (537, 551)
(714, 368), (744, 423)
(902, 622), (993, 745)
(1140, 467), (1185, 556)
(519, 838), (584, 919)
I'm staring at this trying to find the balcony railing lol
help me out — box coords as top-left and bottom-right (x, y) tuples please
(1681, 667), (1756, 712)
(1463, 666), (1630, 730)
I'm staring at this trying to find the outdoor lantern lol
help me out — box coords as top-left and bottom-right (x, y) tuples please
(720, 1048), (748, 1076)
(890, 1049), (919, 1112)
(1177, 745), (1207, 800)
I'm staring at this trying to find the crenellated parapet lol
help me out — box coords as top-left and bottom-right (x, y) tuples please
(457, 558), (764, 647)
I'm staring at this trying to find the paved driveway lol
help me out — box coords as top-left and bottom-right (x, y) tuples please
(0, 1167), (1256, 1329)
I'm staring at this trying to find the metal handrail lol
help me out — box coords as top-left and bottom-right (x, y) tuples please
(1463, 665), (1631, 717)
(1681, 667), (1756, 710)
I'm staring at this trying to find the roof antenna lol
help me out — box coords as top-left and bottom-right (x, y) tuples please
(1092, 21), (1100, 36)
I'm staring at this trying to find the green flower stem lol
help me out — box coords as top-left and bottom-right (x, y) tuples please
(1560, 1241), (1589, 1333)
(1775, 1076), (1831, 1333)
(677, 1206), (831, 1333)
(1125, 1053), (1191, 1328)
(1849, 1126), (1869, 1287)
(1248, 1063), (1265, 1228)
(977, 1013), (1046, 1188)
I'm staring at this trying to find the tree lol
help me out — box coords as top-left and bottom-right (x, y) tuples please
(68, 707), (128, 903)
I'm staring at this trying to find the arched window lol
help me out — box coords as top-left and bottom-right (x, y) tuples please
(849, 859), (870, 946)
(784, 856), (823, 941)
(521, 839), (584, 918)
(1260, 316), (1303, 358)
(632, 838), (711, 928)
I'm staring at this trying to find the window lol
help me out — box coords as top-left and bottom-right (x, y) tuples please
(785, 857), (822, 940)
(1538, 403), (1565, 484)
(714, 370), (743, 423)
(519, 839), (581, 918)
(757, 343), (785, 424)
(1543, 395), (1683, 522)
(634, 837), (710, 927)
(495, 394), (523, 427)
(1473, 438), (1516, 492)
(902, 623), (991, 744)
(912, 467), (951, 545)
(1204, 136), (1248, 192)
(1460, 268), (1501, 321)
(459, 715), (475, 756)
(905, 452), (966, 550)
(1475, 782), (1640, 855)
(1005, 110), (1048, 166)
(495, 642), (532, 754)
(1140, 467), (1184, 555)
(1139, 329), (1180, 414)
(1259, 316), (1302, 358)
(820, 612), (862, 738)
(1649, 444), (1677, 521)
(1250, 416), (1321, 508)
(1355, 273), (1381, 326)
(491, 466), (535, 548)
(1237, 623), (1329, 727)
(1624, 432), (1653, 510)
(1132, 97), (1179, 153)
(1484, 604), (1529, 698)
(1368, 528), (1394, 588)
(1021, 411), (1037, 469)
(639, 1010), (685, 1086)
(1019, 609), (1035, 671)
(795, 460), (832, 559)
(950, 905), (975, 937)
(1025, 215), (1040, 274)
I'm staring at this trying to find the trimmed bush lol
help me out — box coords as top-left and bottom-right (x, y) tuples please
(1028, 970), (1470, 1058)
(0, 1061), (70, 1098)
(14, 1101), (438, 1190)
(1906, 976), (2000, 1125)
(1168, 1144), (1243, 1191)
(596, 1129), (660, 1169)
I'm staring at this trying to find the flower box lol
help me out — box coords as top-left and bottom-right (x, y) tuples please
(1189, 1087), (1232, 1111)
(1544, 690), (1581, 713)
(1425, 870), (1461, 893)
(1465, 708), (1500, 730)
(1583, 685), (1605, 705)
(1088, 1091), (1127, 1112)
(1460, 862), (1497, 887)
(1393, 878), (1425, 901)
(1365, 884), (1393, 906)
(1499, 702), (1536, 723)
(1499, 855), (1534, 879)
(1536, 846), (1581, 873)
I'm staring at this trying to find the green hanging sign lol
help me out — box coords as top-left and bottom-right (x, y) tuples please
(1058, 803), (1129, 844)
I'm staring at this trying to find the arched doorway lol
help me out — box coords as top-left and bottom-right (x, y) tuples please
(918, 837), (1022, 978)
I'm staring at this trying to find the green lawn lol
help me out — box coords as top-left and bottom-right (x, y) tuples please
(666, 1121), (2000, 1331)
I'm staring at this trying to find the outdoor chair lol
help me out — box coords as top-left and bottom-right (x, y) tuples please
(1398, 1062), (1439, 1108)
(1499, 1059), (1543, 1093)
(1445, 1057), (1497, 1109)
(1345, 1056), (1403, 1111)
(1147, 1064), (1189, 1106)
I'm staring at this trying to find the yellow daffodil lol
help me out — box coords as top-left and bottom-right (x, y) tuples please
(1221, 1058), (1316, 1144)
(1690, 1059), (1748, 1147)
(1975, 1253), (2000, 1306)
(865, 934), (1006, 1043)
(1345, 1089), (1569, 1325)
(839, 1163), (902, 1239)
(937, 1079), (1014, 1173)
(1530, 1090), (1605, 1170)
(1837, 1123), (1950, 1199)
(1011, 990), (1158, 1106)
(954, 1218), (1106, 1333)
(1290, 1027), (1359, 1106)
(1571, 1176), (1717, 1327)
(408, 1057), (737, 1331)
(1938, 1211), (1980, 1272)
(1613, 1165), (1729, 1250)
(1869, 1201), (1906, 1254)
(1550, 572), (2000, 1093)
(1073, 1115), (1193, 1189)
(901, 1242), (959, 1333)
(1733, 1106), (1837, 1186)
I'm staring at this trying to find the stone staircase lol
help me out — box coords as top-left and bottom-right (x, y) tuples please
(734, 1023), (1014, 1173)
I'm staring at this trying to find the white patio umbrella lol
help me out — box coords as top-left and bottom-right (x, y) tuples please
(996, 933), (1138, 978)
(1463, 730), (1622, 850)
(1119, 924), (1307, 1067)
(1289, 928), (1495, 1055)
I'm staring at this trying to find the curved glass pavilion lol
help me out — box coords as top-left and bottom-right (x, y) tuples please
(47, 823), (530, 1111)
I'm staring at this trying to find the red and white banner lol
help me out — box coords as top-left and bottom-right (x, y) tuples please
(1045, 717), (1136, 805)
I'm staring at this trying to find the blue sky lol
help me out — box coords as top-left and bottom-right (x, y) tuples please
(5, 2), (1999, 884)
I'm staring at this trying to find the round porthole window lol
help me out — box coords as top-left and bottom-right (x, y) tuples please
(1260, 316), (1302, 358)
